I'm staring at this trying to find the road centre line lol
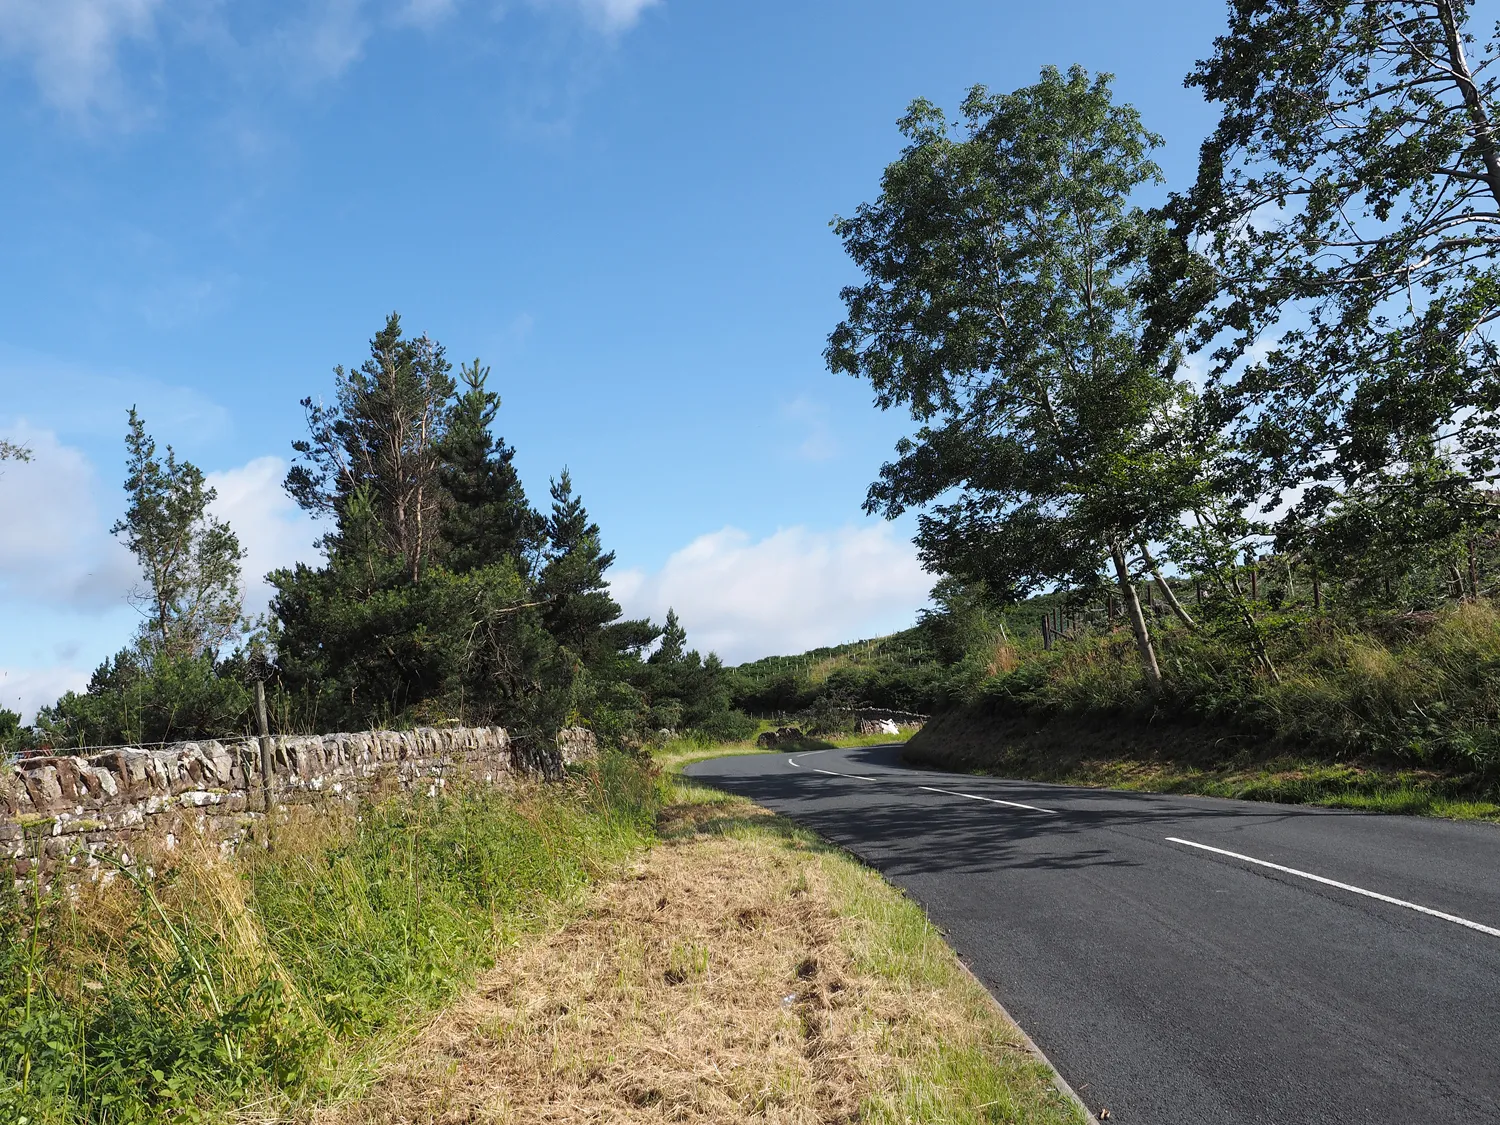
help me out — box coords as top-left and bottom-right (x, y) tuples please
(1167, 837), (1500, 939)
(787, 751), (1056, 812)
(918, 785), (1057, 814)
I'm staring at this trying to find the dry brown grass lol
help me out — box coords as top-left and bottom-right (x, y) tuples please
(318, 786), (1084, 1125)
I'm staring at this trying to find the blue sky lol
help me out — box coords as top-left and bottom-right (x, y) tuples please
(0, 0), (1228, 718)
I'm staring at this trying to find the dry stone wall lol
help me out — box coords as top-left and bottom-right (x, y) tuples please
(0, 726), (515, 882)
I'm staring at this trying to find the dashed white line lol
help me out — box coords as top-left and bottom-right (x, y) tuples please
(917, 785), (1057, 814)
(1167, 837), (1500, 939)
(789, 753), (1056, 811)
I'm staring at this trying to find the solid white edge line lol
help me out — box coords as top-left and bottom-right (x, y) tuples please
(1166, 836), (1500, 939)
(814, 767), (877, 781)
(917, 785), (1057, 814)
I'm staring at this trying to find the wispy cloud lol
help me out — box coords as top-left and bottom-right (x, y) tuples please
(611, 524), (931, 664)
(781, 395), (839, 462)
(541, 0), (660, 34)
(0, 0), (662, 121)
(0, 0), (161, 117)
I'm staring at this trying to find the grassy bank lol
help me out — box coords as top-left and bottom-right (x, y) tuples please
(904, 708), (1500, 820)
(0, 753), (659, 1124)
(332, 774), (1088, 1125)
(728, 597), (1500, 818)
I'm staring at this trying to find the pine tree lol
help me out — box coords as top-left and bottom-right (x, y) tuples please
(650, 608), (687, 665)
(438, 359), (543, 574)
(286, 312), (456, 581)
(538, 470), (624, 656)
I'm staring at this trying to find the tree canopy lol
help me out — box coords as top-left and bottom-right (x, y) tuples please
(1165, 0), (1500, 532)
(829, 66), (1209, 689)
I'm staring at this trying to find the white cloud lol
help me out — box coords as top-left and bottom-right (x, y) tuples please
(206, 456), (327, 619)
(0, 0), (662, 122)
(0, 423), (138, 611)
(566, 0), (659, 32)
(0, 436), (323, 722)
(276, 0), (370, 83)
(0, 0), (160, 116)
(611, 524), (931, 665)
(0, 664), (91, 723)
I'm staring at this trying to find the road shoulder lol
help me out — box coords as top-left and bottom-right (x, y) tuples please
(319, 775), (1090, 1124)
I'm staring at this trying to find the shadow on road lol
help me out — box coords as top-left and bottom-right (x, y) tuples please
(686, 743), (1334, 880)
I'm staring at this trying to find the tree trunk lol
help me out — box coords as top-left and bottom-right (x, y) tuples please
(1139, 542), (1199, 631)
(1111, 539), (1162, 696)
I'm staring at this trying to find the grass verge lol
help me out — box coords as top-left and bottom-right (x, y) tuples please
(0, 752), (659, 1124)
(329, 775), (1087, 1124)
(904, 708), (1500, 821)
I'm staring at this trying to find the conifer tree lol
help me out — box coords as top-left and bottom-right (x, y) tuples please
(286, 313), (455, 581)
(650, 608), (687, 665)
(438, 359), (542, 574)
(538, 470), (624, 655)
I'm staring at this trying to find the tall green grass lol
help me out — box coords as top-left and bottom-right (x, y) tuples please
(981, 600), (1500, 780)
(0, 752), (659, 1124)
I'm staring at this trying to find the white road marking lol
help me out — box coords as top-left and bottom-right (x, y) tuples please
(917, 785), (1057, 814)
(1167, 837), (1500, 939)
(789, 752), (1054, 809)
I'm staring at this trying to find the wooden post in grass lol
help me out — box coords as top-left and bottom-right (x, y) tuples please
(255, 678), (274, 814)
(1469, 539), (1480, 600)
(1042, 616), (1052, 651)
(1312, 568), (1322, 611)
(1195, 578), (1203, 604)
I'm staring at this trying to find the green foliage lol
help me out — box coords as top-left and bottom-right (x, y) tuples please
(34, 652), (253, 750)
(1166, 0), (1500, 533)
(828, 67), (1214, 691)
(0, 754), (659, 1123)
(286, 312), (457, 581)
(729, 628), (968, 719)
(438, 360), (544, 575)
(114, 409), (247, 662)
(0, 710), (33, 759)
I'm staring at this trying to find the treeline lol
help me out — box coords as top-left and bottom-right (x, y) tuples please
(813, 3), (1500, 780)
(4, 315), (753, 756)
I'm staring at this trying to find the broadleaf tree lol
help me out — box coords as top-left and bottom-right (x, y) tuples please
(113, 409), (247, 661)
(1163, 0), (1500, 544)
(828, 66), (1209, 694)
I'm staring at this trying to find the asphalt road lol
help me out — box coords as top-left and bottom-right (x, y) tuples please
(683, 745), (1500, 1124)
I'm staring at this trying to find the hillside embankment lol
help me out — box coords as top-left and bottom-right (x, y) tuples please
(903, 705), (1500, 819)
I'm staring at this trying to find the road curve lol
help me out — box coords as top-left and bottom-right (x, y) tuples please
(683, 745), (1500, 1124)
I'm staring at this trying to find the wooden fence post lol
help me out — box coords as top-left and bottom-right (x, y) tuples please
(1312, 569), (1322, 611)
(255, 678), (274, 814)
(1469, 539), (1480, 599)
